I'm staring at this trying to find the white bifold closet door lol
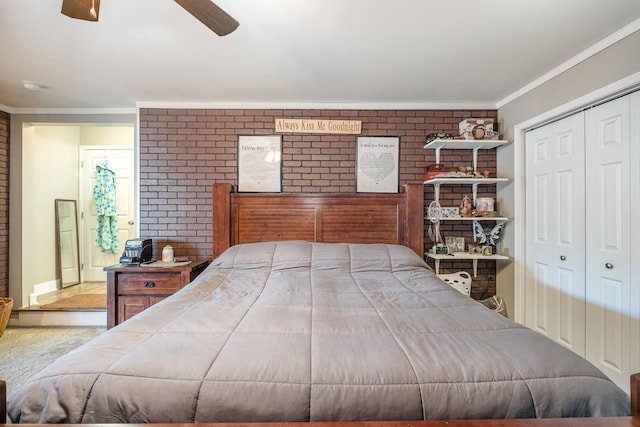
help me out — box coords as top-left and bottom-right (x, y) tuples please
(525, 112), (586, 356)
(524, 91), (640, 394)
(585, 94), (638, 390)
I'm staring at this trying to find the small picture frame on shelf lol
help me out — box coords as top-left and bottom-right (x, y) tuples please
(441, 207), (459, 218)
(445, 236), (465, 253)
(467, 244), (481, 254)
(434, 245), (449, 255)
(481, 246), (493, 256)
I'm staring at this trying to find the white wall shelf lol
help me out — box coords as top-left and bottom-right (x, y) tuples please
(426, 252), (509, 277)
(423, 177), (510, 204)
(423, 138), (511, 275)
(424, 177), (510, 185)
(428, 216), (510, 222)
(424, 139), (510, 172)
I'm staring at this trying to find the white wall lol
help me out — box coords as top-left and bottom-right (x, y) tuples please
(24, 125), (80, 293)
(496, 29), (640, 321)
(80, 126), (134, 147)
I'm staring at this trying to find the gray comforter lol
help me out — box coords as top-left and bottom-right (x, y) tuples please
(8, 241), (629, 423)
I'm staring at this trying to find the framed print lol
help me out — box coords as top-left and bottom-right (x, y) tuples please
(356, 136), (400, 193)
(445, 236), (465, 253)
(237, 135), (282, 192)
(441, 207), (460, 218)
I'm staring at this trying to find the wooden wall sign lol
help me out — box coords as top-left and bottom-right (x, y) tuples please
(275, 118), (362, 135)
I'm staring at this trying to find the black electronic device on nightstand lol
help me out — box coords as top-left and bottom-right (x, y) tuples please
(119, 238), (153, 265)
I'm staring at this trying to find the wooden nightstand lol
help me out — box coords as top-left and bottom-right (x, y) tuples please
(104, 259), (210, 329)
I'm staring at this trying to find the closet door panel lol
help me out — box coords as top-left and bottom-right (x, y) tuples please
(553, 118), (585, 352)
(601, 278), (624, 372)
(525, 112), (585, 355)
(551, 113), (586, 355)
(600, 163), (624, 250)
(585, 96), (630, 389)
(557, 267), (578, 347)
(526, 127), (554, 336)
(533, 262), (550, 333)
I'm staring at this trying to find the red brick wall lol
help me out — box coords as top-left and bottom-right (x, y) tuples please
(139, 108), (499, 298)
(0, 111), (9, 297)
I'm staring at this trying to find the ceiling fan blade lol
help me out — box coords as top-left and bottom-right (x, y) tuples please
(174, 0), (239, 36)
(61, 0), (101, 21)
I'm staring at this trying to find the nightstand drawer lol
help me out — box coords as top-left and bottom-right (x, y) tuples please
(117, 273), (181, 295)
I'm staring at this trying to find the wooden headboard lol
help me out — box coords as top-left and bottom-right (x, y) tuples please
(212, 183), (424, 258)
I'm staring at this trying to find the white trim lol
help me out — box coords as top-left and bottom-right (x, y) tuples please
(517, 71), (640, 132)
(512, 71), (640, 324)
(497, 18), (640, 109)
(135, 101), (497, 110)
(6, 107), (137, 115)
(134, 111), (141, 239)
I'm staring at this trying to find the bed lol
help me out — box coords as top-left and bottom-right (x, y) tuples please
(2, 184), (638, 424)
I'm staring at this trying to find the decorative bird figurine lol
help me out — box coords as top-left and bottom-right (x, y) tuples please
(473, 221), (504, 246)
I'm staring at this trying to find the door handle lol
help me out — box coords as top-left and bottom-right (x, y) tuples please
(144, 281), (155, 288)
(605, 263), (614, 270)
(560, 255), (566, 261)
(128, 220), (134, 225)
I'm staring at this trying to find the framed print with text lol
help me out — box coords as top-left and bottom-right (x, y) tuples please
(237, 135), (282, 192)
(356, 136), (400, 193)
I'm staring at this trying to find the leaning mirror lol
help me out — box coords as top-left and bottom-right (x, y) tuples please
(55, 199), (80, 287)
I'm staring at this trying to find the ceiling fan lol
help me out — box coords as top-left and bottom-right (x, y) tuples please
(61, 0), (239, 36)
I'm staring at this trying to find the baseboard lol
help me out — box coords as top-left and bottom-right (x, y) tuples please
(34, 280), (58, 295)
(13, 310), (106, 327)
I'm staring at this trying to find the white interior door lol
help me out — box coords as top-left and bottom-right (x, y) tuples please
(81, 147), (135, 282)
(585, 96), (631, 389)
(525, 112), (586, 355)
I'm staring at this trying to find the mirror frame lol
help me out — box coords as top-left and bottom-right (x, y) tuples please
(55, 199), (81, 287)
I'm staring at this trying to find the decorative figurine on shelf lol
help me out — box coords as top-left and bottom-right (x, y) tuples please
(459, 195), (474, 217)
(472, 221), (505, 247)
(426, 132), (454, 143)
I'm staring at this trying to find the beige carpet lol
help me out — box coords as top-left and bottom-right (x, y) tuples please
(0, 326), (105, 396)
(39, 294), (106, 310)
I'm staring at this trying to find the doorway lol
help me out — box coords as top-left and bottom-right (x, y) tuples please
(11, 121), (135, 311)
(32, 146), (135, 311)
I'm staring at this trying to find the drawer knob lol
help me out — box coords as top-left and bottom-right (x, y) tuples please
(144, 281), (155, 288)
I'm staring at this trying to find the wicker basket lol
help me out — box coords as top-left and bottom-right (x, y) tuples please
(0, 297), (13, 337)
(480, 295), (508, 318)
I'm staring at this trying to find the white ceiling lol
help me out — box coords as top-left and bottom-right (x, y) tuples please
(1, 1), (640, 112)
